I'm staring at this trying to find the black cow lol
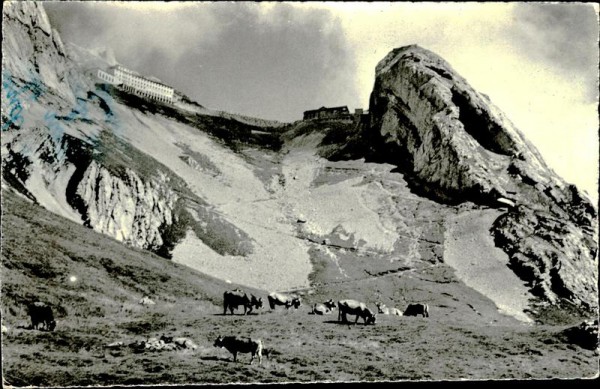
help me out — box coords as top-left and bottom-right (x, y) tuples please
(213, 335), (263, 364)
(27, 301), (56, 331)
(403, 303), (429, 317)
(223, 289), (263, 315)
(337, 299), (376, 325)
(267, 292), (301, 310)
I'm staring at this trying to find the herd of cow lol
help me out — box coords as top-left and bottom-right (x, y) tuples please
(216, 289), (430, 364)
(24, 289), (429, 366)
(223, 289), (429, 323)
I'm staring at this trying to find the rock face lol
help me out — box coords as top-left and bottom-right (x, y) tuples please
(75, 161), (177, 251)
(2, 3), (184, 257)
(1, 126), (179, 254)
(560, 320), (599, 351)
(2, 3), (256, 260)
(368, 45), (598, 312)
(2, 2), (91, 102)
(370, 45), (549, 204)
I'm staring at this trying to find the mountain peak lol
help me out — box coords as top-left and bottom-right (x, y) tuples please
(375, 44), (451, 74)
(368, 45), (598, 310)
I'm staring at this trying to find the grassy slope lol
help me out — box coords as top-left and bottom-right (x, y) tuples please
(1, 183), (598, 386)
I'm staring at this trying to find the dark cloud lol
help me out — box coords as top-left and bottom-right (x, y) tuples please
(43, 2), (360, 122)
(509, 3), (599, 102)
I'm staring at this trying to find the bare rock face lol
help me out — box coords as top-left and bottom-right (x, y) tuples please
(2, 3), (254, 260)
(2, 2), (91, 102)
(368, 45), (598, 312)
(370, 45), (551, 203)
(76, 161), (177, 251)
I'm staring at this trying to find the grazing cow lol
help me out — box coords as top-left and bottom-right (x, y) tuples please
(213, 335), (263, 365)
(223, 289), (263, 315)
(26, 302), (56, 331)
(337, 299), (377, 325)
(403, 303), (429, 317)
(376, 302), (403, 316)
(268, 292), (301, 310)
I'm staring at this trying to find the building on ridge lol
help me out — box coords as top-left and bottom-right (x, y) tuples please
(303, 106), (351, 120)
(97, 65), (176, 104)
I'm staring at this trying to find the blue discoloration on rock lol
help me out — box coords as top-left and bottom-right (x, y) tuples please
(2, 71), (46, 131)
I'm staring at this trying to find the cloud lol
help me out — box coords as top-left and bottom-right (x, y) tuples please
(177, 3), (360, 119)
(44, 2), (223, 69)
(508, 3), (599, 103)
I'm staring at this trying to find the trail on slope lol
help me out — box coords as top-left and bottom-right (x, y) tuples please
(443, 208), (534, 323)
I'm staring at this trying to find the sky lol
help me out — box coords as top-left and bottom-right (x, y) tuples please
(43, 1), (599, 201)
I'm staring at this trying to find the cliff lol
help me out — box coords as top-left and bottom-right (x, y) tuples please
(367, 44), (598, 311)
(2, 2), (91, 102)
(1, 2), (253, 259)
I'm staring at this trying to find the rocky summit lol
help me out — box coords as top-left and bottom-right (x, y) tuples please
(1, 3), (599, 385)
(365, 44), (598, 311)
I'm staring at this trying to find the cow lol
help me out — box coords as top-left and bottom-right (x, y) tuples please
(267, 292), (301, 310)
(26, 301), (56, 331)
(389, 307), (403, 316)
(311, 303), (333, 315)
(403, 303), (429, 317)
(310, 299), (337, 315)
(323, 299), (336, 310)
(223, 289), (263, 315)
(376, 302), (403, 316)
(337, 299), (376, 325)
(213, 335), (263, 365)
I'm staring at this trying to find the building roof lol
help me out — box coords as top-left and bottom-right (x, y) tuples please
(107, 65), (174, 90)
(303, 105), (349, 114)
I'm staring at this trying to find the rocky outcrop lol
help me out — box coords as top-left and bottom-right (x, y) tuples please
(367, 45), (598, 312)
(1, 126), (183, 255)
(560, 320), (599, 351)
(369, 45), (553, 204)
(1, 3), (189, 258)
(75, 161), (177, 251)
(492, 201), (598, 311)
(2, 2), (91, 102)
